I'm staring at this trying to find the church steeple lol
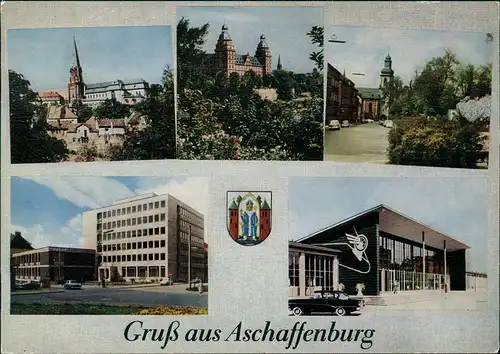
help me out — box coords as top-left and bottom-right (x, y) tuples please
(380, 52), (394, 88)
(68, 36), (85, 104)
(72, 36), (81, 69)
(277, 55), (282, 70)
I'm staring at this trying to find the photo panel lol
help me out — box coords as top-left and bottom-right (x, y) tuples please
(288, 176), (489, 317)
(7, 25), (176, 164)
(9, 176), (209, 316)
(324, 26), (493, 169)
(175, 5), (325, 161)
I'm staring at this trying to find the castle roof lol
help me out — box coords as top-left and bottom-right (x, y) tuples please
(46, 105), (78, 120)
(229, 200), (239, 210)
(261, 200), (271, 210)
(235, 54), (262, 67)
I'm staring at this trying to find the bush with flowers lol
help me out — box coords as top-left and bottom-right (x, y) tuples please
(136, 306), (208, 315)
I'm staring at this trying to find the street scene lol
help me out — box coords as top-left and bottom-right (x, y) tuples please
(325, 26), (493, 168)
(288, 177), (489, 317)
(8, 26), (175, 164)
(176, 6), (324, 161)
(324, 121), (388, 163)
(11, 283), (208, 315)
(10, 176), (209, 315)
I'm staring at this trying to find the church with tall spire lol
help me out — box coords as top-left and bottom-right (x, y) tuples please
(68, 37), (85, 103)
(205, 24), (274, 77)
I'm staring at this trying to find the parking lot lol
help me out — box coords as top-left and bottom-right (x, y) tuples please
(324, 122), (390, 163)
(11, 284), (208, 309)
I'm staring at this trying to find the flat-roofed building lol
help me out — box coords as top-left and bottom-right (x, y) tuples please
(82, 193), (206, 283)
(12, 246), (96, 282)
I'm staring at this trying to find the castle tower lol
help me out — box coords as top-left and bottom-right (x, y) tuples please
(228, 199), (239, 240)
(214, 24), (236, 75)
(68, 37), (85, 104)
(380, 53), (394, 88)
(277, 55), (282, 70)
(255, 34), (272, 76)
(259, 199), (272, 241)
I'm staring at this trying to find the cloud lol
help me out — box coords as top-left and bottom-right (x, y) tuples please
(12, 177), (209, 248)
(27, 176), (134, 209)
(135, 177), (208, 216)
(327, 26), (493, 88)
(11, 214), (83, 249)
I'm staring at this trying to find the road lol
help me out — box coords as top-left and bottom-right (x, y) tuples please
(11, 285), (208, 308)
(324, 122), (389, 163)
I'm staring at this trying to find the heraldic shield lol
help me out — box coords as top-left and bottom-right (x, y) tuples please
(227, 191), (272, 246)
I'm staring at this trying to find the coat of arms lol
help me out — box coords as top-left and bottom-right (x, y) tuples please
(227, 191), (272, 246)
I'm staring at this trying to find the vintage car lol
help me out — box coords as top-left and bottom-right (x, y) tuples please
(327, 120), (341, 131)
(341, 120), (350, 128)
(63, 280), (82, 290)
(288, 290), (364, 316)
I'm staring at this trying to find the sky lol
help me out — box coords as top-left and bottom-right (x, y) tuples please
(327, 25), (494, 88)
(10, 176), (208, 248)
(7, 26), (173, 92)
(289, 177), (488, 273)
(177, 6), (323, 74)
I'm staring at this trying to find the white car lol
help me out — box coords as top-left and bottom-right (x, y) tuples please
(341, 120), (350, 128)
(328, 120), (341, 131)
(385, 120), (394, 128)
(365, 119), (374, 123)
(63, 280), (82, 290)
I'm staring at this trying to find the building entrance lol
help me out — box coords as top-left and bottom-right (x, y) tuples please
(380, 268), (450, 292)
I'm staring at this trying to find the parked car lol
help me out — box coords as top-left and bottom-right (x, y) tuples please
(328, 120), (341, 131)
(15, 280), (40, 290)
(365, 119), (374, 123)
(160, 278), (173, 286)
(63, 280), (82, 290)
(384, 120), (394, 128)
(288, 290), (364, 316)
(341, 120), (350, 128)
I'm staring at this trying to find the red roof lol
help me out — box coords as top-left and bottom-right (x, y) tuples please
(99, 119), (126, 128)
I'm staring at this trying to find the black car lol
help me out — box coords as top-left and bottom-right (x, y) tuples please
(288, 290), (364, 316)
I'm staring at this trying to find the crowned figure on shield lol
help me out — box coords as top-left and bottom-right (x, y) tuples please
(240, 199), (259, 241)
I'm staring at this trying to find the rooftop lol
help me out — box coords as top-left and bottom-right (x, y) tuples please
(296, 204), (470, 252)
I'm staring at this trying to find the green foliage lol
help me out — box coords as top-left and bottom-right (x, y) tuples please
(93, 98), (130, 121)
(110, 67), (176, 161)
(306, 26), (324, 71)
(72, 100), (94, 123)
(387, 115), (486, 169)
(176, 20), (324, 161)
(9, 70), (69, 163)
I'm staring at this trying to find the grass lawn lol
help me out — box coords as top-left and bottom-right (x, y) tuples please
(10, 303), (208, 315)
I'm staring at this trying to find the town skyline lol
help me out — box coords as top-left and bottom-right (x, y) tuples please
(177, 6), (323, 74)
(289, 177), (488, 273)
(10, 176), (208, 249)
(327, 26), (493, 89)
(8, 26), (173, 92)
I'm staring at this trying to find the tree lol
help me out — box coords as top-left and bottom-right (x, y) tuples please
(387, 115), (486, 169)
(177, 17), (211, 93)
(110, 66), (176, 160)
(9, 70), (68, 163)
(307, 26), (324, 71)
(72, 100), (94, 123)
(411, 49), (460, 116)
(93, 98), (130, 121)
(381, 76), (404, 117)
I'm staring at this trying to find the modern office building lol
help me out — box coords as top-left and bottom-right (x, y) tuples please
(12, 245), (96, 282)
(289, 204), (471, 297)
(82, 193), (205, 283)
